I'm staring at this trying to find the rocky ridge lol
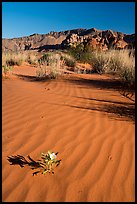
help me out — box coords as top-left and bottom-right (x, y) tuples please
(2, 28), (135, 52)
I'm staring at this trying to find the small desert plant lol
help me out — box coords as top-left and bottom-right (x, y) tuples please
(7, 151), (61, 176)
(38, 151), (61, 175)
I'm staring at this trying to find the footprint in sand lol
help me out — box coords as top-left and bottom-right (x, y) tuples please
(45, 88), (50, 91)
(108, 155), (113, 161)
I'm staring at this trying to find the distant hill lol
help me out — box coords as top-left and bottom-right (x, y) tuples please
(2, 28), (135, 52)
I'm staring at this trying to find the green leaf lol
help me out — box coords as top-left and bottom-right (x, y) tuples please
(48, 151), (51, 155)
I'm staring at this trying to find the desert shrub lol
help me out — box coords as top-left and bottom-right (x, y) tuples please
(104, 49), (135, 86)
(60, 53), (76, 67)
(2, 52), (27, 67)
(37, 51), (77, 79)
(38, 53), (52, 65)
(68, 46), (135, 86)
(79, 52), (93, 63)
(68, 44), (93, 63)
(27, 54), (38, 65)
(116, 50), (135, 85)
(64, 57), (76, 67)
(2, 65), (12, 75)
(2, 52), (16, 75)
(36, 53), (63, 79)
(2, 51), (39, 68)
(6, 58), (22, 66)
(36, 65), (62, 79)
(90, 50), (111, 74)
(91, 49), (135, 86)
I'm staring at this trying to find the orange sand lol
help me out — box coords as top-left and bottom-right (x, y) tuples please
(2, 63), (135, 202)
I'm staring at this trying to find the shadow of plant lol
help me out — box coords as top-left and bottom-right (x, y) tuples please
(64, 103), (135, 122)
(7, 152), (61, 176)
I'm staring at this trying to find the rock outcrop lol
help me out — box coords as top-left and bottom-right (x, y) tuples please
(2, 28), (135, 52)
(61, 28), (134, 51)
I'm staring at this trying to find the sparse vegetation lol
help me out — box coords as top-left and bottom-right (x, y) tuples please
(2, 65), (12, 76)
(91, 49), (135, 87)
(27, 53), (38, 65)
(36, 53), (64, 79)
(68, 44), (93, 63)
(38, 53), (52, 65)
(2, 47), (135, 89)
(2, 52), (26, 67)
(2, 51), (39, 68)
(38, 52), (76, 68)
(88, 50), (110, 74)
(68, 45), (135, 87)
(60, 53), (76, 68)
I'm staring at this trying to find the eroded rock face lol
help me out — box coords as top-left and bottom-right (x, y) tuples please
(114, 39), (128, 49)
(61, 28), (134, 51)
(2, 28), (135, 52)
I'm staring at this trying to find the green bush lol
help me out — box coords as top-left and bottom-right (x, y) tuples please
(68, 44), (93, 63)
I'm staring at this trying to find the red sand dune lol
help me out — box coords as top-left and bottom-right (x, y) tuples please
(2, 63), (135, 202)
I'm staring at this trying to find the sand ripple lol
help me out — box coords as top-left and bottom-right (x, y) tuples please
(2, 67), (135, 201)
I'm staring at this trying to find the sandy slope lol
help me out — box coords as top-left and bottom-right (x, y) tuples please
(2, 64), (135, 202)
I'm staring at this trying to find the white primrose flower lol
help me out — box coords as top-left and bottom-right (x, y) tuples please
(49, 152), (57, 160)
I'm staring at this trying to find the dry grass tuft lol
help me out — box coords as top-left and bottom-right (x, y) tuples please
(36, 53), (64, 79)
(90, 49), (135, 87)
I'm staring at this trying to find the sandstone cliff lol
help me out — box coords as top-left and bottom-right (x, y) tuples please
(2, 28), (135, 52)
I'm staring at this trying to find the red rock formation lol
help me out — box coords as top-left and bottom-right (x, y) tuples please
(114, 39), (128, 49)
(2, 28), (135, 52)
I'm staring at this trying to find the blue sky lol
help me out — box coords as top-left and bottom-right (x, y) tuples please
(2, 2), (135, 39)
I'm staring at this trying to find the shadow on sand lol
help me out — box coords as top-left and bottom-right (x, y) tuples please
(65, 103), (135, 122)
(7, 155), (43, 176)
(13, 73), (135, 122)
(13, 73), (48, 82)
(67, 76), (135, 94)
